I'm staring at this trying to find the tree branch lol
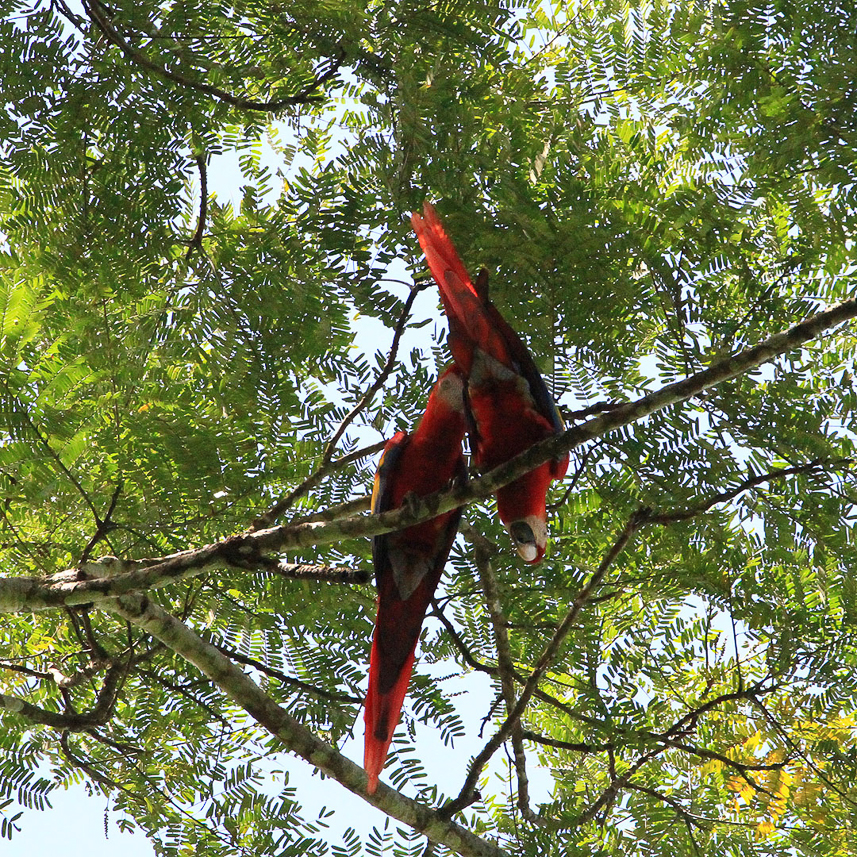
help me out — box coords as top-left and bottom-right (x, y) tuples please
(105, 595), (509, 857)
(1, 298), (855, 613)
(321, 282), (428, 464)
(289, 493), (373, 525)
(521, 730), (612, 754)
(246, 295), (857, 551)
(186, 151), (208, 257)
(444, 511), (647, 815)
(59, 731), (123, 791)
(0, 552), (367, 614)
(646, 458), (851, 524)
(251, 441), (384, 531)
(465, 528), (541, 823)
(432, 602), (610, 732)
(83, 0), (345, 112)
(79, 480), (123, 564)
(0, 661), (126, 730)
(625, 782), (708, 837)
(213, 642), (362, 705)
(0, 378), (104, 526)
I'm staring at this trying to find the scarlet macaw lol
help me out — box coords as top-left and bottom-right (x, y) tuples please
(411, 202), (568, 563)
(364, 365), (468, 794)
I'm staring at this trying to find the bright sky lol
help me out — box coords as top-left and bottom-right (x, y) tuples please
(6, 785), (155, 856)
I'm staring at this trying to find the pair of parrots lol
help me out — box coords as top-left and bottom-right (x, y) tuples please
(364, 203), (568, 793)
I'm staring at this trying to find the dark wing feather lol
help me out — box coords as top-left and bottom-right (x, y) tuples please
(480, 280), (566, 437)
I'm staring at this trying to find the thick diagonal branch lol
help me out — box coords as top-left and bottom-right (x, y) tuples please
(1, 297), (855, 612)
(245, 295), (857, 550)
(0, 552), (367, 614)
(106, 595), (508, 857)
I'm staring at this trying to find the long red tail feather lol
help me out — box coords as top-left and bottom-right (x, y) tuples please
(363, 632), (417, 794)
(411, 203), (513, 368)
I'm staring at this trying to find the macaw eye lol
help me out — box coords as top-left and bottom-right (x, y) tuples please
(509, 521), (536, 548)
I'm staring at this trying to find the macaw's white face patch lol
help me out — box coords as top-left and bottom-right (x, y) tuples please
(435, 368), (466, 413)
(507, 514), (547, 564)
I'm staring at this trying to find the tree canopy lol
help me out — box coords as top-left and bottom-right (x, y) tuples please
(1, 0), (856, 854)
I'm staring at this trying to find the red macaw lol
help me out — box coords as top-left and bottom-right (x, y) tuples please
(411, 202), (568, 563)
(364, 365), (468, 794)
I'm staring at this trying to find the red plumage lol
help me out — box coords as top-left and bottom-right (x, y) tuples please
(411, 202), (568, 563)
(364, 366), (467, 793)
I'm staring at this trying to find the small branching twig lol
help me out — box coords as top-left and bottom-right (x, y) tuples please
(59, 732), (123, 791)
(626, 782), (708, 847)
(83, 0), (345, 112)
(322, 283), (428, 464)
(0, 661), (127, 730)
(569, 683), (781, 826)
(750, 696), (857, 810)
(138, 668), (232, 725)
(251, 441), (384, 530)
(186, 152), (208, 258)
(646, 458), (850, 525)
(80, 481), (123, 564)
(214, 642), (362, 704)
(548, 442), (600, 511)
(1, 379), (104, 529)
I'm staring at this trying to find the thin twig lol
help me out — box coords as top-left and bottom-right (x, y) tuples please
(251, 441), (384, 530)
(548, 442), (600, 511)
(186, 151), (208, 258)
(214, 642), (362, 704)
(750, 696), (857, 810)
(626, 782), (708, 834)
(321, 283), (428, 464)
(646, 458), (850, 524)
(1, 379), (103, 524)
(59, 732), (123, 791)
(83, 0), (345, 112)
(466, 527), (542, 824)
(80, 481), (123, 564)
(138, 668), (231, 725)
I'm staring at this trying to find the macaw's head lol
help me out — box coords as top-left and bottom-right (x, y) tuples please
(412, 365), (468, 468)
(495, 463), (555, 563)
(431, 364), (467, 415)
(417, 364), (468, 442)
